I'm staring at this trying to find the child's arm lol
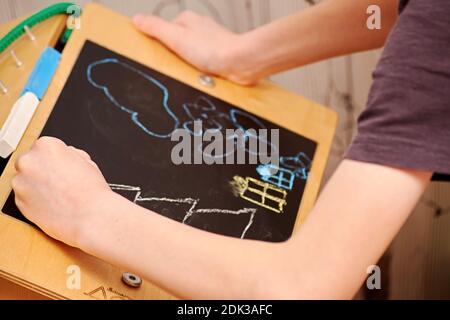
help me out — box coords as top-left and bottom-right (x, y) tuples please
(12, 137), (431, 299)
(133, 0), (398, 84)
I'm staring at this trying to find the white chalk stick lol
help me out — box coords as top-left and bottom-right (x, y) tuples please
(0, 92), (39, 158)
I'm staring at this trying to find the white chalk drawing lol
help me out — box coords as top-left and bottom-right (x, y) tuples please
(109, 183), (257, 239)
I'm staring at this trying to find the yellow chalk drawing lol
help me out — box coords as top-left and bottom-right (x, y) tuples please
(231, 176), (287, 213)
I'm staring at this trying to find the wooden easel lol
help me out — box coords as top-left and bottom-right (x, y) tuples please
(0, 13), (66, 301)
(0, 3), (337, 299)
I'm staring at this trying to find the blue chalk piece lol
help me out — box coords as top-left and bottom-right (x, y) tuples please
(22, 47), (61, 100)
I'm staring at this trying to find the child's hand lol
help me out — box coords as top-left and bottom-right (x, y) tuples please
(12, 137), (113, 248)
(132, 11), (257, 85)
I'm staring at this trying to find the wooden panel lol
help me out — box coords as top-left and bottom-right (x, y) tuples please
(390, 183), (450, 299)
(9, 0), (91, 17)
(0, 277), (48, 300)
(0, 0), (16, 24)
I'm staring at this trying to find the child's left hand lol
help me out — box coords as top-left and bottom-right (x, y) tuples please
(11, 137), (114, 248)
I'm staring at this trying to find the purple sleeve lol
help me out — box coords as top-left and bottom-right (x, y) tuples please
(345, 0), (450, 176)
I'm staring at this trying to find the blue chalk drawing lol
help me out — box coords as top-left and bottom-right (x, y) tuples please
(230, 108), (278, 157)
(87, 58), (180, 138)
(182, 96), (228, 136)
(179, 96), (279, 159)
(257, 164), (296, 190)
(256, 152), (312, 190)
(230, 108), (266, 131)
(280, 152), (312, 180)
(87, 60), (280, 160)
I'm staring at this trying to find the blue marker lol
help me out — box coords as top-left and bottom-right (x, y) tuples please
(0, 47), (60, 158)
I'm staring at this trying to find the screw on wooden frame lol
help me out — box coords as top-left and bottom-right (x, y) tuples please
(122, 272), (142, 288)
(199, 74), (215, 88)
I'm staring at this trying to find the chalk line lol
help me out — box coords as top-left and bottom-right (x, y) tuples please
(109, 183), (257, 239)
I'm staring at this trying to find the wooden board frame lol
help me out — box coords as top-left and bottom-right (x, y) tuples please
(0, 15), (67, 134)
(0, 3), (337, 299)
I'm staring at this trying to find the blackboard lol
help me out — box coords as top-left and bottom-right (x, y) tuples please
(3, 41), (317, 242)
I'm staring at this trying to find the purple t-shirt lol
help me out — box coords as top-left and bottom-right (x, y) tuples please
(346, 0), (450, 181)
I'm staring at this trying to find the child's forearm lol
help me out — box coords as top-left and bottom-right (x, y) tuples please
(11, 138), (431, 299)
(76, 158), (430, 300)
(133, 0), (397, 84)
(233, 0), (398, 80)
(78, 191), (288, 299)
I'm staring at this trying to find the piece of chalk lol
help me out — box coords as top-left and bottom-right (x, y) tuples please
(0, 92), (39, 158)
(22, 47), (61, 100)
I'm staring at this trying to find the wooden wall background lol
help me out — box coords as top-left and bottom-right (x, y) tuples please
(0, 0), (449, 299)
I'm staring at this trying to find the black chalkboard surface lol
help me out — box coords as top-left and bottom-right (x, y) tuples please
(3, 41), (317, 242)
